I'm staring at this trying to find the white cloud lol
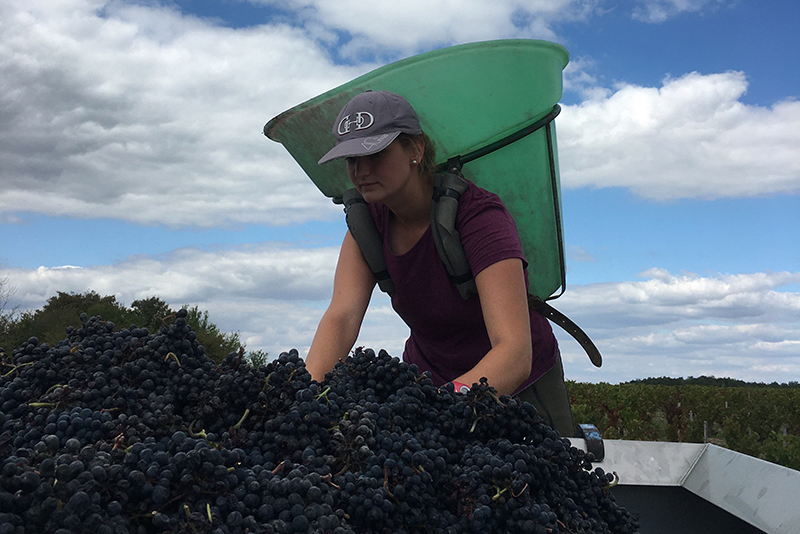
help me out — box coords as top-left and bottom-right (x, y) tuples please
(1, 1), (796, 229)
(253, 0), (598, 58)
(0, 0), (366, 227)
(4, 247), (799, 384)
(558, 71), (800, 200)
(563, 56), (611, 101)
(254, 0), (738, 54)
(567, 245), (595, 263)
(9, 244), (340, 306)
(553, 269), (800, 383)
(1, 242), (410, 360)
(631, 0), (731, 23)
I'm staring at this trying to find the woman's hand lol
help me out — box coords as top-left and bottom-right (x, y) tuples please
(306, 231), (376, 382)
(455, 258), (532, 395)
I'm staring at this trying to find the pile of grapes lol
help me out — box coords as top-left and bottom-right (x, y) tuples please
(0, 312), (638, 534)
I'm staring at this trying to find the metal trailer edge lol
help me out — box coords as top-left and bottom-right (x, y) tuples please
(567, 438), (800, 534)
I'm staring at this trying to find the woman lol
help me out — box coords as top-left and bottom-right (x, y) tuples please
(306, 90), (574, 436)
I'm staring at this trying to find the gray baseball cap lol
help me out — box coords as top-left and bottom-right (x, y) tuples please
(318, 90), (422, 165)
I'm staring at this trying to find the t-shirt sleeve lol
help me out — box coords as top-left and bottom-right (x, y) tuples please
(457, 184), (528, 278)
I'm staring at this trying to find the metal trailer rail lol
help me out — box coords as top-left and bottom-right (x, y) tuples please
(567, 439), (800, 534)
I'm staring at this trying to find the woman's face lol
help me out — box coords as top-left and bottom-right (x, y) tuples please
(346, 139), (421, 204)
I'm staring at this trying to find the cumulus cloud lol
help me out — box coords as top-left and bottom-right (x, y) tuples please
(1, 242), (408, 359)
(553, 269), (800, 382)
(563, 56), (611, 101)
(4, 246), (799, 384)
(256, 0), (736, 55)
(0, 0), (366, 227)
(631, 0), (731, 23)
(253, 0), (599, 58)
(1, 1), (796, 229)
(558, 71), (800, 200)
(7, 244), (340, 306)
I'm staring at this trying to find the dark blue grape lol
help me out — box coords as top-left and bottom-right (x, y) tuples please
(0, 316), (638, 534)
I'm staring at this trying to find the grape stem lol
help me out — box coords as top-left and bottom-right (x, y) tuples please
(321, 473), (341, 490)
(602, 471), (620, 490)
(188, 420), (208, 439)
(491, 486), (508, 502)
(112, 433), (126, 451)
(511, 482), (528, 498)
(159, 313), (177, 325)
(272, 461), (287, 474)
(383, 465), (395, 498)
(487, 390), (506, 406)
(469, 405), (481, 433)
(261, 372), (273, 391)
(233, 409), (250, 430)
(2, 361), (34, 377)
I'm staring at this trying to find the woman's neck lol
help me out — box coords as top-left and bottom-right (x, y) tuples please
(385, 173), (433, 228)
(384, 173), (433, 255)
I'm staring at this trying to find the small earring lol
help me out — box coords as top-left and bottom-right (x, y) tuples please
(412, 159), (418, 164)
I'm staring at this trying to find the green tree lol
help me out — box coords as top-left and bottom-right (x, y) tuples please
(1, 291), (130, 350)
(129, 296), (173, 332)
(183, 305), (242, 362)
(0, 292), (249, 364)
(0, 276), (18, 348)
(246, 349), (270, 369)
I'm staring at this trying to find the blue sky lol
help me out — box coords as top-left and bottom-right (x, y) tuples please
(1, 0), (798, 383)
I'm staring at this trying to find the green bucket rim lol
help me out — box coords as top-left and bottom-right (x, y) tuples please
(265, 39), (569, 144)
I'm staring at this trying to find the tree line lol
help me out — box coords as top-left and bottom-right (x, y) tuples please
(0, 288), (267, 366)
(623, 376), (800, 389)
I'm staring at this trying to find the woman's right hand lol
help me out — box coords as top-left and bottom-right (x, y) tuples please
(305, 231), (377, 382)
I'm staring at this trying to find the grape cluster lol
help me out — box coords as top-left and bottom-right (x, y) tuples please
(0, 313), (638, 533)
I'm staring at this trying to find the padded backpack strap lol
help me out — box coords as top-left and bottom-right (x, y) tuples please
(342, 188), (395, 295)
(431, 170), (477, 300)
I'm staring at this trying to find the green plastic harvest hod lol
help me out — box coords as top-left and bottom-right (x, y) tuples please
(264, 39), (570, 300)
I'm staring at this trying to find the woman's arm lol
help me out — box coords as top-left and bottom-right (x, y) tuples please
(305, 231), (376, 382)
(454, 258), (532, 396)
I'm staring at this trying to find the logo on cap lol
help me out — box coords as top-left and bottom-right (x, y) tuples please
(338, 112), (374, 135)
(361, 134), (389, 151)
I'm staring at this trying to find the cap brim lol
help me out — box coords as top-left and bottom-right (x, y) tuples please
(318, 131), (401, 165)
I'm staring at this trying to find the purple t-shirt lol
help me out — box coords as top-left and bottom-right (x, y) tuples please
(369, 181), (558, 394)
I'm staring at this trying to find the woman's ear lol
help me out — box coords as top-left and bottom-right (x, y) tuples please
(413, 137), (425, 162)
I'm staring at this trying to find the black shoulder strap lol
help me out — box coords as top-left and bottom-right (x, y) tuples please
(342, 188), (395, 294)
(431, 170), (477, 300)
(528, 295), (603, 367)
